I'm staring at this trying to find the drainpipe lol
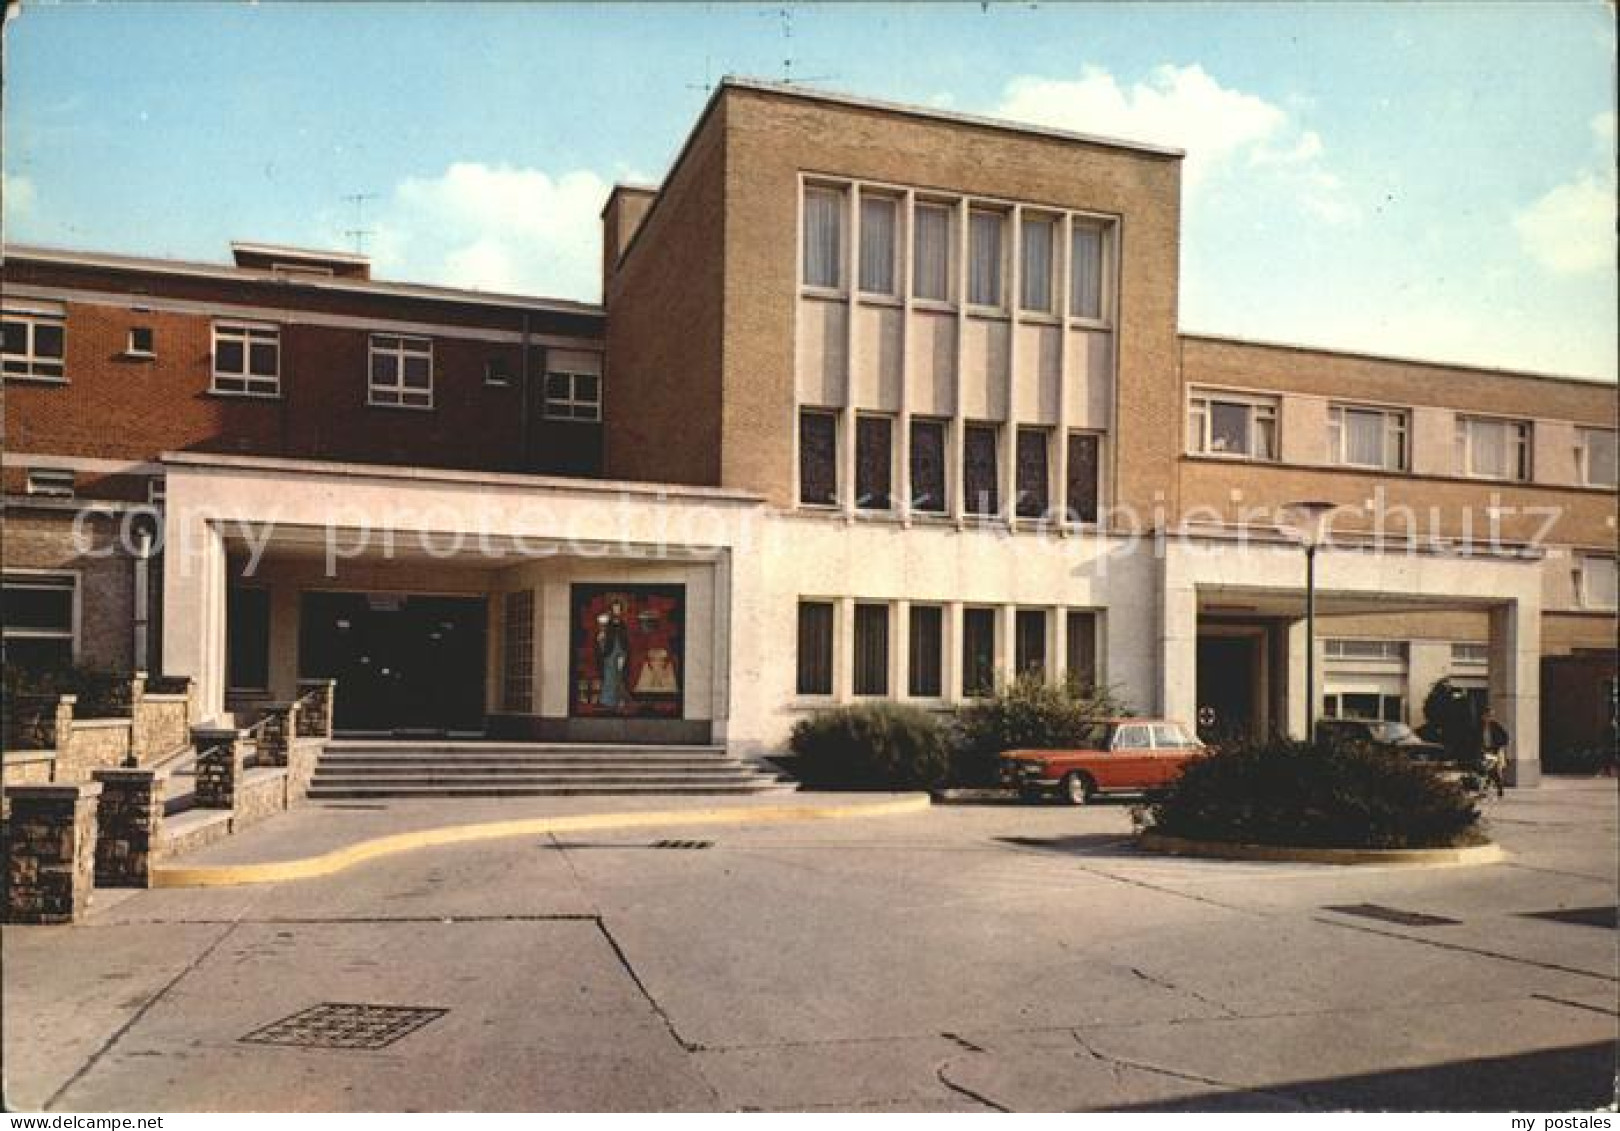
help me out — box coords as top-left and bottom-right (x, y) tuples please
(133, 523), (153, 670)
(519, 312), (531, 469)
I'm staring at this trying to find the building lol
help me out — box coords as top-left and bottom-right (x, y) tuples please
(4, 78), (1616, 781)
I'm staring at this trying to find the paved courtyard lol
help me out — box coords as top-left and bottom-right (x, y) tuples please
(4, 779), (1616, 1112)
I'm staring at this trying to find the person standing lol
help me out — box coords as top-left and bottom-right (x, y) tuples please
(1480, 707), (1509, 797)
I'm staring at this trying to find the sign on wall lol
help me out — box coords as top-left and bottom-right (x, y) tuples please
(568, 584), (685, 719)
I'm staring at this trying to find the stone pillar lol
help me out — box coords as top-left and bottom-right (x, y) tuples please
(51, 696), (78, 772)
(92, 768), (166, 888)
(295, 679), (336, 739)
(193, 728), (253, 809)
(5, 782), (103, 924)
(1157, 550), (1199, 727)
(257, 703), (301, 768)
(1489, 600), (1541, 787)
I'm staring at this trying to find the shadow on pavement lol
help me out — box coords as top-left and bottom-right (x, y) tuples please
(994, 834), (1140, 857)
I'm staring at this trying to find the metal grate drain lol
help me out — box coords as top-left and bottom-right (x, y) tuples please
(650, 839), (713, 850)
(1323, 903), (1460, 928)
(1519, 906), (1617, 929)
(241, 1003), (447, 1050)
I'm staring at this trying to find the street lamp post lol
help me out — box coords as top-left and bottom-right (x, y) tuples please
(1282, 501), (1338, 744)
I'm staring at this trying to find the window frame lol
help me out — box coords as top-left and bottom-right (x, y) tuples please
(798, 408), (841, 509)
(1576, 554), (1618, 610)
(854, 413), (895, 512)
(1014, 427), (1052, 520)
(911, 200), (955, 306)
(908, 416), (951, 515)
(1187, 391), (1280, 461)
(907, 604), (945, 700)
(1065, 430), (1103, 525)
(852, 602), (891, 697)
(1018, 212), (1057, 315)
(1068, 220), (1111, 325)
(542, 370), (603, 422)
(1328, 403), (1409, 472)
(961, 606), (998, 699)
(962, 422), (1001, 517)
(1, 570), (80, 665)
(2, 309), (66, 382)
(1454, 415), (1531, 482)
(966, 207), (1007, 311)
(211, 322), (282, 398)
(1577, 427), (1618, 489)
(795, 600), (837, 697)
(857, 192), (900, 299)
(25, 468), (74, 498)
(367, 333), (435, 410)
(801, 183), (847, 294)
(1014, 608), (1048, 678)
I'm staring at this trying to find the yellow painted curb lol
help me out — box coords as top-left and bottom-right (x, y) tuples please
(1136, 831), (1506, 866)
(152, 794), (932, 887)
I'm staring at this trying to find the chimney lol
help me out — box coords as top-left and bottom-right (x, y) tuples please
(600, 184), (658, 300)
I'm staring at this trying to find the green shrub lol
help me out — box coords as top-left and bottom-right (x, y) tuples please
(950, 673), (1130, 786)
(1139, 736), (1483, 849)
(1543, 745), (1617, 775)
(789, 703), (951, 789)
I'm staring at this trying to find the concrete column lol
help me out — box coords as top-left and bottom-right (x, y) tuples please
(998, 604), (1018, 688)
(1053, 609), (1070, 688)
(944, 601), (964, 703)
(835, 598), (855, 703)
(893, 600), (910, 699)
(1283, 618), (1320, 740)
(1489, 600), (1542, 787)
(163, 512), (229, 726)
(93, 768), (166, 888)
(5, 782), (102, 924)
(1157, 551), (1198, 725)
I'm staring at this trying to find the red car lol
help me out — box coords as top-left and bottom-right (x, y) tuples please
(1000, 718), (1206, 804)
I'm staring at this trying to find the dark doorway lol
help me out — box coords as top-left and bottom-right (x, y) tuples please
(1197, 633), (1260, 743)
(298, 592), (487, 733)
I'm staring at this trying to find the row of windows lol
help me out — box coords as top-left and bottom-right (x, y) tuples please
(1, 312), (605, 423)
(796, 602), (1099, 700)
(799, 409), (1102, 521)
(802, 184), (1112, 321)
(1188, 389), (1618, 487)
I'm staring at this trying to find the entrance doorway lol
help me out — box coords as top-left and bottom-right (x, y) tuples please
(1196, 632), (1264, 743)
(298, 592), (487, 733)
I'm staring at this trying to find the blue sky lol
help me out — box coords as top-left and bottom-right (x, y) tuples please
(4, 2), (1615, 379)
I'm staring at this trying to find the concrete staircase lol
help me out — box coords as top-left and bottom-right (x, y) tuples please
(307, 741), (796, 799)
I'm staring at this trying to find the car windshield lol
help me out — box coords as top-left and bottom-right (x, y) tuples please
(1365, 721), (1417, 743)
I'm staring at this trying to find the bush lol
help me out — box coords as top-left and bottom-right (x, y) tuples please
(1139, 736), (1484, 849)
(1419, 678), (1483, 764)
(950, 673), (1130, 786)
(789, 703), (951, 789)
(1543, 745), (1618, 776)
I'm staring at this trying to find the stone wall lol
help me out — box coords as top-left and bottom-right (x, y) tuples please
(55, 719), (133, 784)
(193, 729), (250, 809)
(233, 770), (289, 831)
(5, 783), (102, 924)
(134, 694), (190, 761)
(93, 768), (165, 888)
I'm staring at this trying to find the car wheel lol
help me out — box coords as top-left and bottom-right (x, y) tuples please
(1061, 772), (1093, 806)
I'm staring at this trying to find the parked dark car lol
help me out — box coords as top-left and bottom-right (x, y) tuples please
(1314, 718), (1450, 763)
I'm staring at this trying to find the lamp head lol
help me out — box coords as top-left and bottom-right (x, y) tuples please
(1281, 500), (1338, 548)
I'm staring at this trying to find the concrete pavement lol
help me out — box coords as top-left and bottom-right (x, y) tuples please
(4, 780), (1616, 1111)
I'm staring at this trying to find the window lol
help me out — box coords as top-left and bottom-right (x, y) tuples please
(1070, 223), (1106, 321)
(855, 415), (893, 510)
(484, 359), (512, 387)
(796, 601), (835, 696)
(908, 605), (944, 698)
(1451, 642), (1488, 666)
(1015, 428), (1050, 519)
(962, 607), (997, 697)
(226, 586), (271, 691)
(1015, 609), (1047, 677)
(799, 409), (839, 507)
(853, 603), (890, 696)
(858, 195), (898, 296)
(212, 324), (280, 396)
(1066, 611), (1097, 690)
(912, 202), (952, 302)
(1115, 723), (1152, 749)
(967, 209), (1004, 307)
(1324, 693), (1404, 722)
(1151, 724), (1196, 749)
(909, 418), (948, 514)
(1329, 405), (1408, 471)
(1188, 393), (1278, 460)
(502, 590), (535, 712)
(2, 572), (76, 671)
(1578, 428), (1617, 488)
(369, 334), (433, 408)
(963, 424), (1000, 516)
(1578, 555), (1618, 609)
(126, 326), (155, 357)
(544, 371), (601, 421)
(26, 468), (74, 497)
(1455, 416), (1530, 481)
(1019, 215), (1055, 313)
(1324, 640), (1406, 661)
(802, 186), (844, 290)
(2, 311), (65, 380)
(1066, 432), (1101, 524)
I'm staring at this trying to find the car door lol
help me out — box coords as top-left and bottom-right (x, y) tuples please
(1149, 723), (1196, 785)
(1109, 723), (1156, 789)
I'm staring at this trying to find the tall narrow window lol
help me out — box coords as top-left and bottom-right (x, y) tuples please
(1015, 609), (1047, 677)
(802, 186), (844, 289)
(963, 424), (1000, 517)
(227, 586), (271, 692)
(855, 415), (893, 510)
(968, 209), (1004, 307)
(853, 603), (890, 696)
(1015, 428), (1050, 519)
(1070, 223), (1105, 320)
(799, 409), (839, 506)
(1066, 611), (1098, 691)
(796, 601), (835, 695)
(368, 334), (433, 408)
(909, 418), (948, 514)
(1578, 428), (1617, 488)
(913, 202), (951, 302)
(908, 605), (944, 698)
(1066, 432), (1101, 523)
(502, 590), (535, 712)
(1020, 215), (1055, 312)
(962, 607), (997, 697)
(859, 195), (898, 296)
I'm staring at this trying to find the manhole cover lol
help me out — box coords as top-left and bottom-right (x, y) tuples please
(650, 839), (713, 850)
(1323, 903), (1460, 927)
(242, 1003), (447, 1050)
(1520, 906), (1618, 929)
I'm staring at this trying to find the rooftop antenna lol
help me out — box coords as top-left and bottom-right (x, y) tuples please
(766, 6), (832, 86)
(687, 54), (716, 96)
(342, 191), (378, 255)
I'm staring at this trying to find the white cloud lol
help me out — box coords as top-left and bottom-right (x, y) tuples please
(1514, 173), (1616, 276)
(371, 162), (610, 300)
(2, 172), (37, 227)
(1592, 111), (1616, 148)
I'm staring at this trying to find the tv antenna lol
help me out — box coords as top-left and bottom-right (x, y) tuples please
(765, 7), (832, 86)
(687, 54), (716, 96)
(342, 192), (378, 254)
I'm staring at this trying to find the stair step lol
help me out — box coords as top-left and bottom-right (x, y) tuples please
(307, 782), (797, 799)
(324, 742), (726, 756)
(312, 774), (776, 787)
(318, 757), (741, 769)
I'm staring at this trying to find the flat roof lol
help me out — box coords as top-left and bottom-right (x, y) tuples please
(229, 240), (372, 267)
(3, 243), (604, 318)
